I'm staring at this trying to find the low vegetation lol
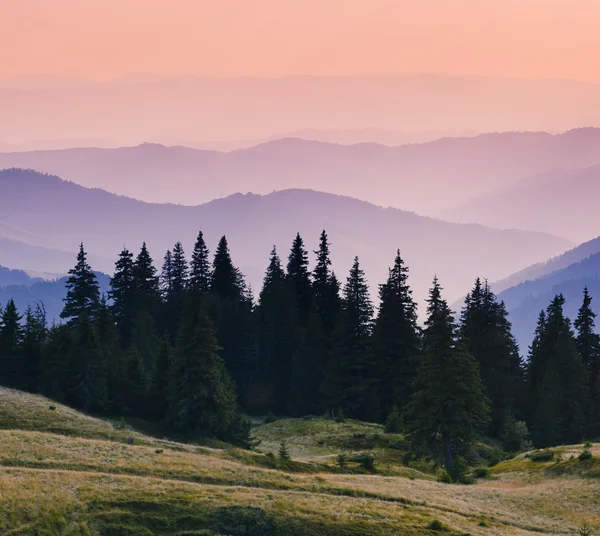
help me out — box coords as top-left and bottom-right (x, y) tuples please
(1, 387), (599, 536)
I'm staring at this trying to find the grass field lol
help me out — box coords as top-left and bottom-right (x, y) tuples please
(0, 387), (598, 535)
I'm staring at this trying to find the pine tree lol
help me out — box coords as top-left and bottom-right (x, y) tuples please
(150, 333), (173, 420)
(257, 247), (299, 413)
(372, 250), (421, 418)
(160, 249), (173, 296)
(286, 233), (312, 325)
(95, 298), (122, 410)
(67, 312), (108, 412)
(109, 248), (136, 346)
(122, 344), (149, 416)
(171, 241), (189, 293)
(211, 236), (242, 301)
(574, 288), (600, 412)
(0, 299), (24, 388)
(331, 257), (376, 420)
(404, 277), (489, 471)
(528, 295), (590, 447)
(61, 244), (100, 323)
(166, 296), (238, 439)
(460, 279), (524, 436)
(189, 231), (211, 293)
(21, 304), (47, 392)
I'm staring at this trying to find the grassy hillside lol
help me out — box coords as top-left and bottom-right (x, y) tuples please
(0, 388), (598, 535)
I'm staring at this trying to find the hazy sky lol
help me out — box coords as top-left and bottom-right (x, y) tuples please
(2, 0), (600, 82)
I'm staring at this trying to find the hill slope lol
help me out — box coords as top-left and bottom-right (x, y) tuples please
(0, 387), (598, 535)
(443, 163), (600, 242)
(3, 128), (600, 214)
(0, 168), (572, 304)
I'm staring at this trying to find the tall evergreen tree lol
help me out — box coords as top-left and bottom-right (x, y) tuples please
(405, 277), (489, 471)
(61, 244), (100, 323)
(372, 250), (421, 418)
(330, 257), (376, 420)
(189, 231), (211, 293)
(166, 296), (238, 438)
(109, 248), (136, 346)
(528, 295), (590, 447)
(95, 298), (122, 410)
(0, 299), (24, 388)
(160, 249), (173, 296)
(171, 241), (189, 293)
(211, 236), (242, 301)
(286, 233), (312, 325)
(460, 278), (524, 436)
(21, 304), (48, 392)
(133, 242), (160, 299)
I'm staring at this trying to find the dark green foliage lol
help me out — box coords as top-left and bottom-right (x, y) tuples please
(528, 450), (554, 462)
(502, 412), (533, 452)
(286, 232), (312, 326)
(330, 257), (376, 421)
(426, 519), (446, 531)
(166, 295), (238, 440)
(574, 287), (600, 437)
(211, 236), (242, 301)
(61, 243), (100, 323)
(461, 279), (524, 437)
(20, 304), (47, 392)
(528, 295), (590, 447)
(171, 241), (189, 293)
(278, 440), (291, 461)
(404, 277), (489, 471)
(579, 449), (593, 461)
(160, 249), (173, 295)
(109, 247), (136, 346)
(189, 230), (211, 293)
(472, 467), (489, 479)
(0, 299), (24, 388)
(384, 405), (403, 434)
(372, 250), (421, 417)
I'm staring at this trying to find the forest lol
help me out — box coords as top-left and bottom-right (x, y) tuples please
(0, 230), (598, 475)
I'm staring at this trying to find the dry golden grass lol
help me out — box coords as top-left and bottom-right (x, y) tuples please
(1, 387), (599, 535)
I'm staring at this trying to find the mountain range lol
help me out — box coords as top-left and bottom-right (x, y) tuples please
(443, 164), (600, 242)
(2, 129), (600, 216)
(0, 168), (572, 306)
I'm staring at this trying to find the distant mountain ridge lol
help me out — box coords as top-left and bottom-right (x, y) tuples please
(442, 163), (600, 242)
(0, 168), (572, 306)
(2, 129), (600, 215)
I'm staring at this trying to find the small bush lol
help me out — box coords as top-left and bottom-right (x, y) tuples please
(403, 451), (415, 466)
(583, 440), (593, 449)
(437, 469), (452, 483)
(502, 413), (533, 452)
(529, 450), (554, 462)
(579, 450), (593, 461)
(155, 449), (163, 454)
(426, 519), (446, 531)
(265, 452), (275, 459)
(337, 454), (347, 470)
(350, 453), (376, 472)
(264, 412), (277, 424)
(334, 408), (345, 423)
(472, 467), (489, 479)
(384, 405), (403, 434)
(450, 456), (470, 483)
(578, 521), (593, 536)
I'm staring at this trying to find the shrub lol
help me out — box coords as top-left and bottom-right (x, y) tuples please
(264, 412), (277, 424)
(579, 450), (593, 461)
(337, 454), (347, 470)
(265, 452), (275, 459)
(426, 519), (446, 531)
(155, 449), (163, 454)
(529, 450), (554, 462)
(472, 467), (489, 479)
(278, 440), (291, 462)
(450, 456), (469, 483)
(584, 440), (593, 449)
(384, 405), (403, 434)
(334, 408), (345, 423)
(436, 469), (452, 483)
(350, 453), (376, 472)
(502, 413), (533, 452)
(578, 521), (593, 536)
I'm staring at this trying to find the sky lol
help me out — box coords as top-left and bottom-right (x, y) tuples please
(1, 0), (600, 82)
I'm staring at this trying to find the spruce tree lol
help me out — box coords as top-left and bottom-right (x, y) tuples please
(258, 246), (299, 413)
(331, 257), (376, 420)
(61, 244), (100, 323)
(166, 296), (238, 438)
(189, 230), (211, 293)
(574, 288), (600, 409)
(404, 277), (489, 471)
(122, 344), (149, 416)
(150, 333), (173, 420)
(21, 304), (47, 392)
(372, 250), (421, 418)
(95, 298), (122, 410)
(133, 242), (160, 298)
(460, 278), (524, 436)
(528, 295), (590, 447)
(286, 233), (312, 325)
(160, 249), (173, 296)
(0, 299), (24, 388)
(211, 236), (242, 301)
(171, 241), (189, 293)
(109, 247), (136, 346)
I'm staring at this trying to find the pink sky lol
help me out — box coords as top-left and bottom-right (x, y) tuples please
(2, 0), (600, 82)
